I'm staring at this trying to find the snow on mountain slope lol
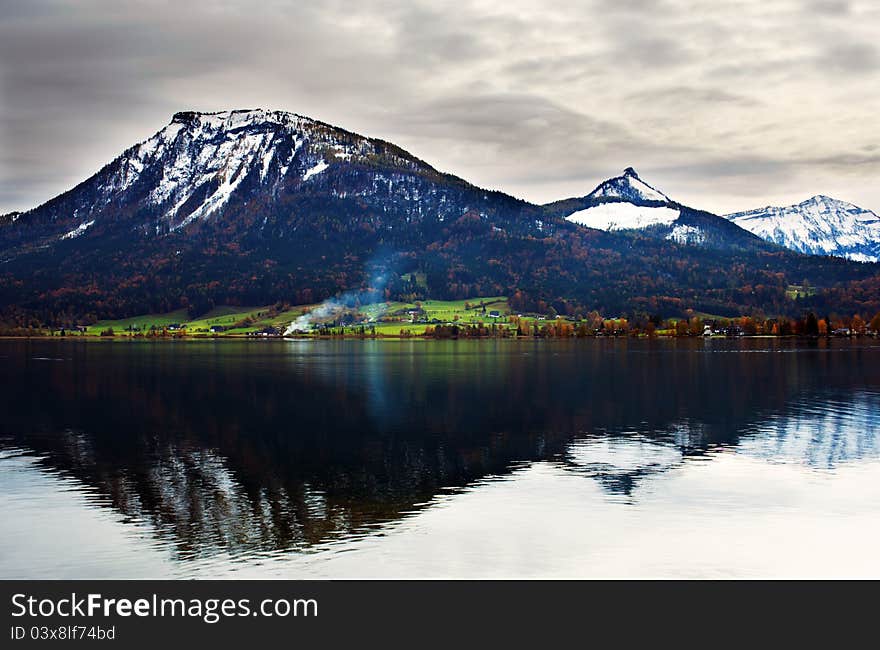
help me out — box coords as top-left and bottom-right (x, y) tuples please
(61, 220), (95, 240)
(563, 167), (686, 234)
(14, 109), (429, 238)
(726, 195), (880, 262)
(665, 224), (706, 245)
(1, 107), (562, 273)
(553, 167), (773, 252)
(586, 167), (671, 205)
(302, 160), (329, 181)
(103, 110), (309, 229)
(566, 202), (680, 231)
(121, 109), (412, 230)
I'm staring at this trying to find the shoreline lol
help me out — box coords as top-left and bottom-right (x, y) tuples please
(0, 334), (874, 342)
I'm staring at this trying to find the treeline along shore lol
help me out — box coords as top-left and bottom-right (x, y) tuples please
(2, 308), (878, 340)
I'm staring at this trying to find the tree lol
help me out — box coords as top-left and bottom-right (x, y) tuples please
(805, 312), (819, 337)
(870, 312), (880, 334)
(852, 314), (866, 336)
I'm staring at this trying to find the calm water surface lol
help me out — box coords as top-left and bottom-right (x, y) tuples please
(1, 337), (879, 578)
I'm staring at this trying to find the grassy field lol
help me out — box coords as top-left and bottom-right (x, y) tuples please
(400, 271), (428, 287)
(52, 295), (755, 339)
(84, 309), (190, 335)
(379, 297), (509, 322)
(79, 296), (512, 337)
(786, 284), (818, 300)
(368, 322), (431, 336)
(184, 306), (267, 331)
(84, 305), (313, 336)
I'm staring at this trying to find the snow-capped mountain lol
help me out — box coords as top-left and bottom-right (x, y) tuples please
(0, 108), (556, 314)
(586, 167), (671, 205)
(11, 109), (500, 240)
(544, 168), (770, 251)
(726, 195), (880, 262)
(564, 167), (682, 233)
(1, 107), (558, 271)
(1, 109), (877, 322)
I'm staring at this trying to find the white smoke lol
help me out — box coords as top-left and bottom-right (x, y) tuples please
(284, 299), (346, 334)
(284, 256), (393, 335)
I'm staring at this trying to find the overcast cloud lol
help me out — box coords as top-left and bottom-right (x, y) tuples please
(1, 0), (878, 214)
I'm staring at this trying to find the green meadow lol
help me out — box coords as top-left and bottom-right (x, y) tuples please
(79, 296), (513, 337)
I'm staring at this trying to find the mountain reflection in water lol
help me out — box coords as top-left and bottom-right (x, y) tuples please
(1, 338), (879, 578)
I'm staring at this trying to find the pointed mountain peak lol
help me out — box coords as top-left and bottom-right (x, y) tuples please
(802, 194), (834, 205)
(800, 194), (858, 210)
(586, 168), (671, 205)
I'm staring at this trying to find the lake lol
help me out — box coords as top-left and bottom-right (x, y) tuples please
(1, 337), (879, 579)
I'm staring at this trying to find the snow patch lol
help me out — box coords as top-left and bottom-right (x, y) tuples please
(260, 145), (275, 181)
(844, 252), (875, 263)
(61, 220), (95, 240)
(666, 224), (706, 245)
(177, 161), (249, 228)
(566, 203), (680, 231)
(303, 160), (329, 181)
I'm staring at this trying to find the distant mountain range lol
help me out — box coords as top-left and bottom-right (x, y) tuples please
(544, 168), (880, 261)
(1, 108), (879, 322)
(726, 195), (880, 263)
(543, 167), (773, 250)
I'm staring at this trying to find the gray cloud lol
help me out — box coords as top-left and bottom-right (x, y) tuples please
(1, 0), (879, 216)
(805, 153), (880, 169)
(819, 42), (879, 74)
(805, 0), (852, 15)
(624, 86), (763, 109)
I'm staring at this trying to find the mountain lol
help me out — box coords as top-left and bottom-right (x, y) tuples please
(0, 108), (556, 314)
(580, 166), (672, 205)
(1, 109), (546, 251)
(1, 109), (879, 323)
(543, 168), (773, 251)
(726, 195), (880, 262)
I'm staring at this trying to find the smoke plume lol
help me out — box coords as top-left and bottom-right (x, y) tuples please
(284, 254), (394, 335)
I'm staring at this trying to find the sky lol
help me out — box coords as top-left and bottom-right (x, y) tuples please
(1, 0), (879, 215)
